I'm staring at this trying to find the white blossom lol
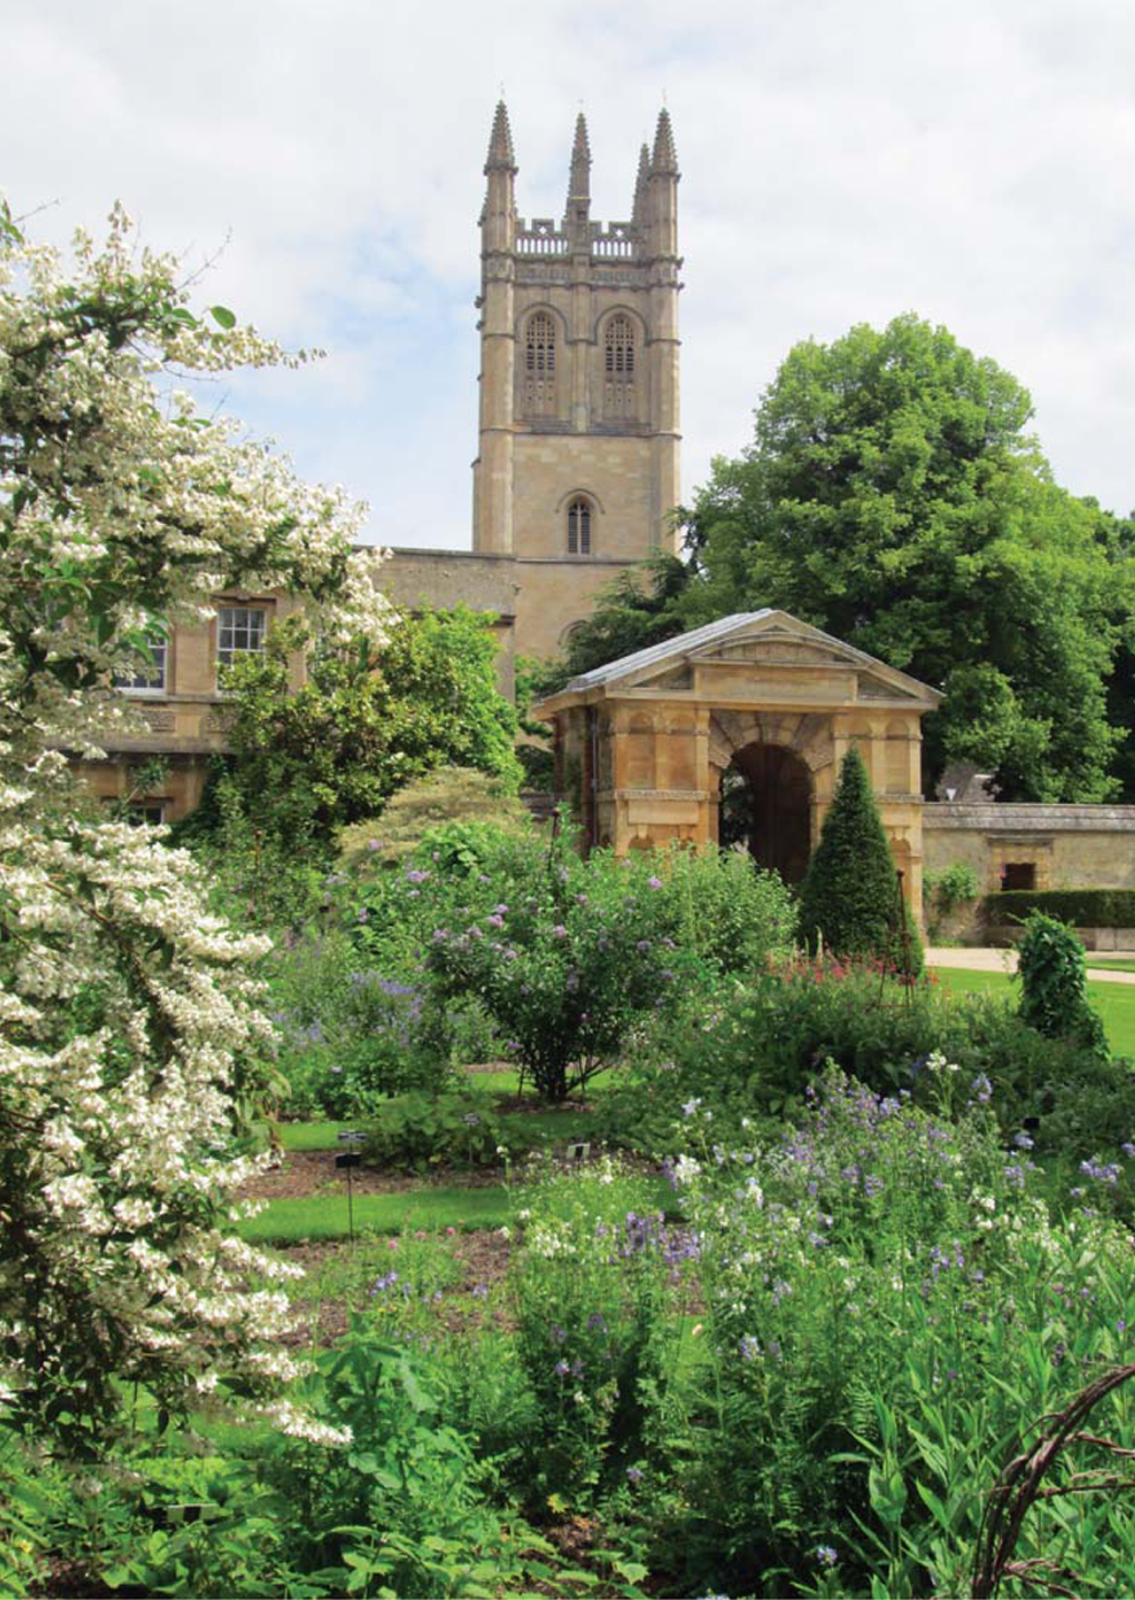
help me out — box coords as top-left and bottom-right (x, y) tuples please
(0, 200), (395, 1446)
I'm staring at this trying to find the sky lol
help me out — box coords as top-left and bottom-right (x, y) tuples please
(7, 0), (1135, 547)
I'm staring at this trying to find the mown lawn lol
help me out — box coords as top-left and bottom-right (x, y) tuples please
(240, 1185), (514, 1242)
(930, 964), (1135, 1057)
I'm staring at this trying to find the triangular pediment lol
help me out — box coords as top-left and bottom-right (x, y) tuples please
(532, 610), (942, 717)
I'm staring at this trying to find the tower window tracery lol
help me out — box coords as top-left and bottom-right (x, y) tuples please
(567, 495), (592, 556)
(603, 314), (637, 419)
(523, 312), (557, 416)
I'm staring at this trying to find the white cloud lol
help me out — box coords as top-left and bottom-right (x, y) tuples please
(7, 0), (1135, 554)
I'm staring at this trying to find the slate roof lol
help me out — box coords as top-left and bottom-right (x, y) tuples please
(563, 611), (773, 691)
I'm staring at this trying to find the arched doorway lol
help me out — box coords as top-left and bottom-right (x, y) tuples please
(720, 742), (812, 884)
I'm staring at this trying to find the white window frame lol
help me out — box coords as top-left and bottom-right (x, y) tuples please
(217, 605), (267, 671)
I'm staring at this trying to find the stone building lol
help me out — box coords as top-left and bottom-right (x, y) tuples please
(533, 611), (940, 920)
(82, 101), (685, 822)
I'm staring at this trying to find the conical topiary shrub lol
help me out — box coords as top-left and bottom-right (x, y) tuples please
(797, 745), (923, 975)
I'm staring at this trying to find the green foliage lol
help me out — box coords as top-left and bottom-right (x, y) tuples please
(266, 1322), (556, 1596)
(986, 886), (1135, 928)
(509, 1157), (684, 1507)
(797, 747), (923, 974)
(682, 313), (1132, 800)
(656, 844), (798, 976)
(1017, 912), (1108, 1056)
(362, 1088), (509, 1174)
(666, 1071), (1135, 1596)
(424, 835), (702, 1101)
(208, 607), (520, 868)
(259, 920), (500, 1115)
(651, 957), (1135, 1156)
(339, 766), (533, 874)
(923, 861), (979, 939)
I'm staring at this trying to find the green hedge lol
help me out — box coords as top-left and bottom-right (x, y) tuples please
(984, 889), (1135, 927)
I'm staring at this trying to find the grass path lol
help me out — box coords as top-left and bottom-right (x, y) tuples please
(240, 1185), (515, 1242)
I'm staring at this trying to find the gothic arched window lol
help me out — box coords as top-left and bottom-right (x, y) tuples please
(603, 314), (637, 418)
(567, 495), (592, 556)
(523, 312), (557, 416)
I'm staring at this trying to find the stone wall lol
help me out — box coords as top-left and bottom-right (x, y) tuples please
(923, 802), (1135, 941)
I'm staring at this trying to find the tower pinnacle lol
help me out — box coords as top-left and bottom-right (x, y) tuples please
(566, 112), (591, 210)
(632, 141), (651, 225)
(651, 107), (679, 175)
(485, 100), (516, 173)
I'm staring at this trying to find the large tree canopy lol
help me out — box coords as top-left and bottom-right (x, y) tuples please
(681, 314), (1132, 800)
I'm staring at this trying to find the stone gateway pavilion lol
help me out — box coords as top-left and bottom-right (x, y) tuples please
(534, 611), (940, 922)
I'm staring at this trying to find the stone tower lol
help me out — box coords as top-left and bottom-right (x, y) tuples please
(472, 102), (682, 659)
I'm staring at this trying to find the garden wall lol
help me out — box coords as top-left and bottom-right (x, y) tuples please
(923, 802), (1135, 943)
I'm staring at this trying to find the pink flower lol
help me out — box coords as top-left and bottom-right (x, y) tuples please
(552, 924), (567, 939)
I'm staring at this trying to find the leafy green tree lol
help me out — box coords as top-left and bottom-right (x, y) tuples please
(682, 315), (1132, 800)
(214, 606), (520, 866)
(797, 747), (922, 973)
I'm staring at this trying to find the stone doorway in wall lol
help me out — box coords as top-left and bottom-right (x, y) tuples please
(720, 742), (813, 884)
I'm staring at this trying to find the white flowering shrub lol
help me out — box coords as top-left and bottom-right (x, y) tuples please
(0, 196), (392, 1449)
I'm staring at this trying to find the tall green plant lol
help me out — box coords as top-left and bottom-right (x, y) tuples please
(797, 747), (923, 974)
(1017, 912), (1107, 1056)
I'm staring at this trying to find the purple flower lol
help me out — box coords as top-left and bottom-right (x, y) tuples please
(554, 1359), (570, 1377)
(636, 939), (651, 952)
(740, 1334), (760, 1361)
(493, 903), (509, 916)
(1081, 1158), (1121, 1185)
(1013, 1131), (1034, 1150)
(405, 868), (429, 884)
(486, 914), (504, 928)
(552, 924), (567, 939)
(366, 839), (382, 852)
(1124, 1143), (1135, 1159)
(626, 1465), (644, 1483)
(647, 876), (663, 889)
(815, 1546), (838, 1568)
(972, 1073), (992, 1104)
(472, 1284), (488, 1300)
(431, 928), (448, 943)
